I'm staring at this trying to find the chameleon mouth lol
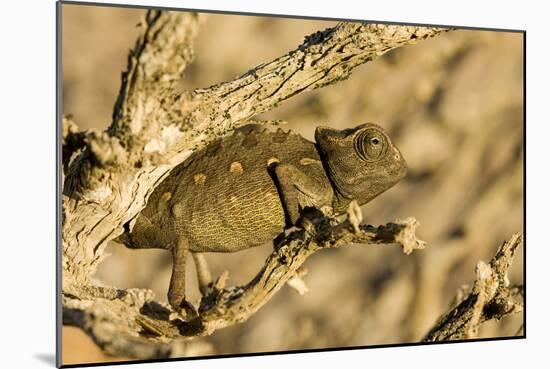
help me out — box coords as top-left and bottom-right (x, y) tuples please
(391, 147), (407, 178)
(394, 160), (408, 179)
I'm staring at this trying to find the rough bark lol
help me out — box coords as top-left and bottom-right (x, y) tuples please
(61, 9), (449, 359)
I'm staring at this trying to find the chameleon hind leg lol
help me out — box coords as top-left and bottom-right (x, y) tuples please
(192, 252), (213, 295)
(116, 216), (197, 317)
(168, 237), (198, 318)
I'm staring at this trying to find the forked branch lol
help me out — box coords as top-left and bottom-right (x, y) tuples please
(62, 11), (447, 286)
(423, 233), (524, 342)
(61, 9), (448, 359)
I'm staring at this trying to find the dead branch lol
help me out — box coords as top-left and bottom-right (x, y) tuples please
(63, 209), (425, 359)
(422, 233), (524, 342)
(62, 10), (205, 288)
(61, 8), (447, 359)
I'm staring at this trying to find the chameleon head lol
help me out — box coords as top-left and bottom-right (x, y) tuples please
(315, 123), (407, 206)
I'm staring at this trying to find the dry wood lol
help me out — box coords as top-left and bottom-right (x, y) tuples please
(63, 211), (425, 358)
(61, 9), (450, 359)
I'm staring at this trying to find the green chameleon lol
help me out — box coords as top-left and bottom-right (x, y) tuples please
(117, 123), (407, 315)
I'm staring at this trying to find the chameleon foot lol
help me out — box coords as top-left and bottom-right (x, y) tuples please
(177, 299), (199, 320)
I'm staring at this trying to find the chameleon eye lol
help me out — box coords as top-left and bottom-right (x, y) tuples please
(354, 129), (387, 161)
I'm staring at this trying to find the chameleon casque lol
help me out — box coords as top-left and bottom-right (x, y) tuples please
(117, 122), (407, 315)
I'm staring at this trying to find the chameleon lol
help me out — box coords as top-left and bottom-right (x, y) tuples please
(116, 122), (407, 316)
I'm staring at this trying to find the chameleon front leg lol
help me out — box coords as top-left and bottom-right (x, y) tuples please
(192, 252), (213, 296)
(273, 163), (333, 225)
(168, 237), (197, 318)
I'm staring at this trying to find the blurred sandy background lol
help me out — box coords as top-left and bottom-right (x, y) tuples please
(62, 3), (524, 365)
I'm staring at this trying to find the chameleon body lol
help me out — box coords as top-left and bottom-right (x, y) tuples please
(117, 123), (407, 314)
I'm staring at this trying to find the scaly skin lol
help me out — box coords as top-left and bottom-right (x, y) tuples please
(117, 123), (407, 315)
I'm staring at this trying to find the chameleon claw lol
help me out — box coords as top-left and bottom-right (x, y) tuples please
(346, 200), (363, 233)
(179, 299), (199, 320)
(214, 270), (230, 290)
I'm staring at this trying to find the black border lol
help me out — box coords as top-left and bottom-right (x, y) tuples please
(61, 336), (522, 368)
(522, 25), (527, 339)
(56, 1), (63, 368)
(56, 1), (527, 367)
